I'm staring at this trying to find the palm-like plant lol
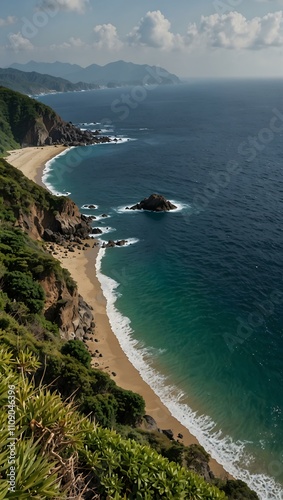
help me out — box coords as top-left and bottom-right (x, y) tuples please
(0, 347), (85, 499)
(0, 346), (227, 500)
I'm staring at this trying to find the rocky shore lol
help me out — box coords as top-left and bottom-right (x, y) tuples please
(7, 145), (231, 481)
(24, 116), (111, 147)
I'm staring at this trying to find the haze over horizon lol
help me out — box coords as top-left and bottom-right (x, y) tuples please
(1, 0), (283, 79)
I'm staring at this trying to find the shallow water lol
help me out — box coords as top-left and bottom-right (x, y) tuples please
(40, 81), (283, 498)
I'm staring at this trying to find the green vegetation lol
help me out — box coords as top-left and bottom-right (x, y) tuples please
(0, 223), (146, 430)
(3, 271), (45, 314)
(0, 86), (57, 155)
(0, 220), (259, 498)
(61, 338), (92, 368)
(0, 68), (99, 96)
(213, 480), (259, 500)
(0, 347), (227, 499)
(0, 157), (67, 220)
(0, 122), (259, 497)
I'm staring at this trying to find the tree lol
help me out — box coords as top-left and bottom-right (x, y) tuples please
(113, 387), (145, 426)
(3, 270), (45, 314)
(61, 339), (91, 368)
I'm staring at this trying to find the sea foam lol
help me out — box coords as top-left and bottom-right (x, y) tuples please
(95, 237), (139, 247)
(116, 200), (191, 214)
(81, 204), (98, 210)
(89, 227), (116, 237)
(42, 147), (74, 195)
(95, 248), (283, 500)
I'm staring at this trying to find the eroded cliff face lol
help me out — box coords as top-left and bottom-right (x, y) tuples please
(16, 198), (91, 242)
(40, 272), (94, 340)
(15, 197), (95, 341)
(21, 109), (110, 147)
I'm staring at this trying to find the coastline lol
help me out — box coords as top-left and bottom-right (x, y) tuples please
(6, 145), (230, 480)
(4, 146), (67, 188)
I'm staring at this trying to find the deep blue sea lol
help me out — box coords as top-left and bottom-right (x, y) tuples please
(39, 80), (283, 499)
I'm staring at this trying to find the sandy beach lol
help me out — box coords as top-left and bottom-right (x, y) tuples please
(6, 146), (230, 479)
(4, 146), (67, 188)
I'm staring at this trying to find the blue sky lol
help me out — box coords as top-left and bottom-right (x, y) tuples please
(1, 0), (283, 77)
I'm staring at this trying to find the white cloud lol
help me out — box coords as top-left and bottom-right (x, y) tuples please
(50, 36), (85, 50)
(39, 0), (88, 13)
(0, 16), (17, 27)
(7, 32), (34, 52)
(69, 36), (85, 47)
(127, 10), (183, 50)
(198, 11), (283, 49)
(125, 9), (283, 52)
(126, 9), (283, 52)
(93, 23), (123, 50)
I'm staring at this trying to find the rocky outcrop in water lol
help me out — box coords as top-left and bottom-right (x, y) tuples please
(102, 239), (128, 248)
(129, 194), (177, 212)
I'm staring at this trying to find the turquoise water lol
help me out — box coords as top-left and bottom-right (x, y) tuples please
(40, 81), (283, 499)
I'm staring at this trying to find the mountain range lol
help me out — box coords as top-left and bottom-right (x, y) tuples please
(9, 60), (180, 86)
(0, 67), (99, 96)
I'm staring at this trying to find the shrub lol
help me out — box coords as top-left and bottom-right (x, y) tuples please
(0, 345), (226, 499)
(215, 479), (259, 499)
(113, 387), (145, 426)
(3, 270), (45, 313)
(61, 339), (91, 368)
(81, 393), (118, 428)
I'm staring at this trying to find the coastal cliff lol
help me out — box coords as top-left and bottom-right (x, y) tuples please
(0, 156), (94, 339)
(0, 88), (258, 499)
(0, 155), (258, 499)
(0, 157), (91, 240)
(16, 196), (91, 242)
(0, 86), (110, 154)
(41, 268), (94, 341)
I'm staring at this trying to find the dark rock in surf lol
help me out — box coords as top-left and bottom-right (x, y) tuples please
(130, 194), (177, 212)
(115, 240), (127, 246)
(102, 239), (128, 248)
(162, 429), (174, 440)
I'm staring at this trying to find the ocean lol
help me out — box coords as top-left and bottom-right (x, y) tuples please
(39, 80), (283, 499)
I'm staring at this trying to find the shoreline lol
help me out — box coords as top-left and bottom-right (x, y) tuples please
(4, 146), (68, 188)
(6, 145), (230, 480)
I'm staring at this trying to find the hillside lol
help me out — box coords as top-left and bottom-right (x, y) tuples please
(0, 91), (258, 498)
(0, 86), (110, 155)
(0, 67), (99, 95)
(10, 59), (181, 86)
(0, 158), (260, 498)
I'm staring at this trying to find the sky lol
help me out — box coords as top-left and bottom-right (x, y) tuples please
(1, 0), (283, 78)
